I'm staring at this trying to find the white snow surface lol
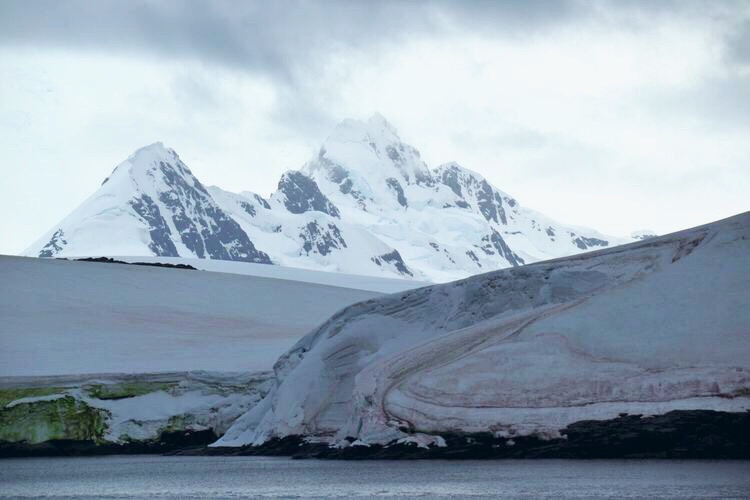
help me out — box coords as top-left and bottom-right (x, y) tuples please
(0, 255), (387, 376)
(217, 212), (750, 447)
(24, 115), (628, 282)
(106, 256), (427, 294)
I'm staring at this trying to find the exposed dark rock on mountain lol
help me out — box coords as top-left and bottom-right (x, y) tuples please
(277, 171), (340, 218)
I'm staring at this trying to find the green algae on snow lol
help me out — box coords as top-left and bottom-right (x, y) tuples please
(0, 396), (109, 444)
(0, 387), (68, 408)
(0, 371), (274, 454)
(161, 414), (201, 433)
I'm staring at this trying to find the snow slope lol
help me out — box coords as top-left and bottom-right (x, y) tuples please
(25, 115), (628, 282)
(0, 255), (393, 376)
(106, 256), (427, 294)
(217, 212), (750, 447)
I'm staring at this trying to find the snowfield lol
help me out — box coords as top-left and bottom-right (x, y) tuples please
(106, 256), (427, 294)
(0, 256), (421, 376)
(217, 212), (750, 448)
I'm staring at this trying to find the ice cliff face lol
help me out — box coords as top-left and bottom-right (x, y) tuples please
(26, 116), (625, 282)
(217, 212), (750, 447)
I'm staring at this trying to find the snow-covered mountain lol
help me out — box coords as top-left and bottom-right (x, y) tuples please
(26, 145), (271, 264)
(217, 212), (750, 448)
(26, 114), (626, 282)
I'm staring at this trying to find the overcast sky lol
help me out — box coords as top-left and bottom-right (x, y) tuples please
(1, 0), (748, 254)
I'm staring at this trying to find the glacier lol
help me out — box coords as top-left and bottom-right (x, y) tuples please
(216, 212), (750, 448)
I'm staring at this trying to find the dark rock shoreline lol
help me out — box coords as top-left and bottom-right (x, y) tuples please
(0, 429), (217, 458)
(3, 410), (749, 459)
(192, 410), (750, 460)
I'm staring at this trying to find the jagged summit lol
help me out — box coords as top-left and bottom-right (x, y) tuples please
(26, 116), (629, 282)
(309, 115), (432, 195)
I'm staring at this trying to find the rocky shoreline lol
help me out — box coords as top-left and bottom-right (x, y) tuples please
(194, 410), (750, 460)
(6, 409), (747, 459)
(0, 429), (217, 458)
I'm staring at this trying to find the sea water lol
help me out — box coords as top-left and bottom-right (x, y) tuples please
(1, 456), (749, 499)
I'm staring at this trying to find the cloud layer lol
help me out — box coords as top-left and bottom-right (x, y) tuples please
(0, 0), (748, 253)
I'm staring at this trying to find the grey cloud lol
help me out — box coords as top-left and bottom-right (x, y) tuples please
(0, 0), (584, 80)
(171, 74), (219, 112)
(0, 1), (296, 80)
(725, 20), (750, 66)
(688, 74), (750, 127)
(643, 73), (750, 130)
(2, 0), (747, 145)
(2, 1), (744, 86)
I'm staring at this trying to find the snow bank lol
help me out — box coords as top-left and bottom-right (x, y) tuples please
(218, 212), (750, 447)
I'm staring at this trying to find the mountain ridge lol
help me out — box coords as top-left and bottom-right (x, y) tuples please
(26, 115), (628, 282)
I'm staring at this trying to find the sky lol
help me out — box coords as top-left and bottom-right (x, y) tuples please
(1, 0), (748, 254)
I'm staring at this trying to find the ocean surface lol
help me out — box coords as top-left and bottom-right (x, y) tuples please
(1, 456), (749, 499)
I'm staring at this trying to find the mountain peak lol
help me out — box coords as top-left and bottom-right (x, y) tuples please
(102, 142), (186, 188)
(367, 112), (399, 136)
(128, 141), (174, 163)
(326, 113), (401, 147)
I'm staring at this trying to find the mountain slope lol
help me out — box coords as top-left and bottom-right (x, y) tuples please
(217, 212), (750, 448)
(26, 116), (627, 282)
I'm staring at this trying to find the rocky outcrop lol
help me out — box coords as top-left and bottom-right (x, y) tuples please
(0, 371), (272, 457)
(277, 171), (340, 218)
(38, 229), (68, 258)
